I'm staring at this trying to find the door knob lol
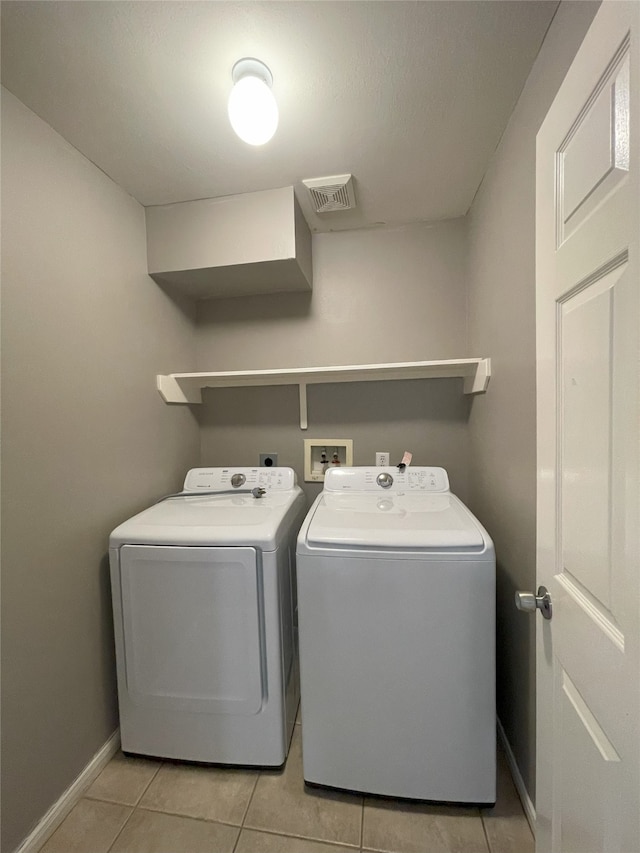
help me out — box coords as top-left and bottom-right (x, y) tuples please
(515, 585), (552, 620)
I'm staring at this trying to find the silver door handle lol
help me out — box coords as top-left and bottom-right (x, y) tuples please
(515, 585), (552, 620)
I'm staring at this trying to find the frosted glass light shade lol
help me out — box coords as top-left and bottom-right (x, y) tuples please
(228, 75), (279, 146)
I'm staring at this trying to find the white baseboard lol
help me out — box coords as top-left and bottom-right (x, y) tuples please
(14, 729), (120, 853)
(497, 717), (536, 835)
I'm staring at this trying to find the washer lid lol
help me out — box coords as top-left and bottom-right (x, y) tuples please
(305, 492), (485, 550)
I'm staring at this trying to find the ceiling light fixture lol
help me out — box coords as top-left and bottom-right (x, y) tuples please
(228, 58), (278, 146)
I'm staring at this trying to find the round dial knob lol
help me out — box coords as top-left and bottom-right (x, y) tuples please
(376, 472), (394, 489)
(231, 473), (246, 488)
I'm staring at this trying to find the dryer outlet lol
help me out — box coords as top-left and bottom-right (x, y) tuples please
(259, 453), (278, 467)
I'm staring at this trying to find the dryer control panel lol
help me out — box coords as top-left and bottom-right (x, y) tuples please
(323, 466), (450, 492)
(183, 467), (297, 492)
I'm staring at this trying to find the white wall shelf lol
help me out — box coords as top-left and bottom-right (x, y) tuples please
(157, 358), (491, 430)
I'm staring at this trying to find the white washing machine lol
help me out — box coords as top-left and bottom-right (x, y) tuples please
(296, 466), (495, 803)
(109, 467), (305, 766)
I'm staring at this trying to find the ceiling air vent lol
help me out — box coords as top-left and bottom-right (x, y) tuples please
(302, 174), (356, 213)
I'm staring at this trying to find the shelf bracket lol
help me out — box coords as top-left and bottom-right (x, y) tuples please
(463, 358), (491, 394)
(299, 382), (308, 430)
(157, 374), (202, 404)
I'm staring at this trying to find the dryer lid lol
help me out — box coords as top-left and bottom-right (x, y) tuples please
(110, 489), (303, 549)
(305, 491), (486, 550)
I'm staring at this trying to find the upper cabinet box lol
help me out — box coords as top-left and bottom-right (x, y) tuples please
(145, 186), (312, 299)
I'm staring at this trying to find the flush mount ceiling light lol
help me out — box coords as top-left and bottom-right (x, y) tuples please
(228, 58), (278, 146)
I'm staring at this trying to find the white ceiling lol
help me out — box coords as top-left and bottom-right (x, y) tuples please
(1, 1), (558, 232)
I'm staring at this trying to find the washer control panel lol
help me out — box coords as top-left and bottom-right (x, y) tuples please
(324, 466), (449, 492)
(183, 467), (297, 492)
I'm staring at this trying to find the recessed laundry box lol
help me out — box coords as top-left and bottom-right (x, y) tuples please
(109, 467), (306, 766)
(296, 466), (496, 803)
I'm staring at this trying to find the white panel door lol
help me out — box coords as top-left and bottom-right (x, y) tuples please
(536, 3), (639, 852)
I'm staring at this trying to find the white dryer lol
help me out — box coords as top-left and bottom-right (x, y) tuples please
(109, 467), (305, 766)
(296, 466), (495, 803)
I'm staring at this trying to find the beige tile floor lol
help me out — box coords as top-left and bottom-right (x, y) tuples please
(38, 715), (533, 853)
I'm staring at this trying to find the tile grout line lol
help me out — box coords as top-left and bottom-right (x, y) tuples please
(233, 824), (361, 850)
(104, 804), (137, 853)
(232, 770), (262, 852)
(240, 784), (364, 849)
(359, 795), (366, 853)
(103, 804), (247, 853)
(480, 810), (494, 853)
(83, 759), (163, 808)
(230, 821), (243, 853)
(241, 811), (364, 850)
(103, 758), (165, 853)
(131, 804), (248, 830)
(240, 770), (261, 827)
(135, 760), (164, 804)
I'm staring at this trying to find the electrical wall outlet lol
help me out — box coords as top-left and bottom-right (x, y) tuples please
(304, 439), (353, 482)
(375, 452), (390, 467)
(259, 453), (278, 467)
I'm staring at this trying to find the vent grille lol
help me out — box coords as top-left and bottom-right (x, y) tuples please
(302, 174), (356, 213)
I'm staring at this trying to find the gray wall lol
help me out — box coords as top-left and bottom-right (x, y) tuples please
(198, 380), (472, 507)
(465, 0), (599, 803)
(195, 220), (473, 504)
(0, 90), (199, 853)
